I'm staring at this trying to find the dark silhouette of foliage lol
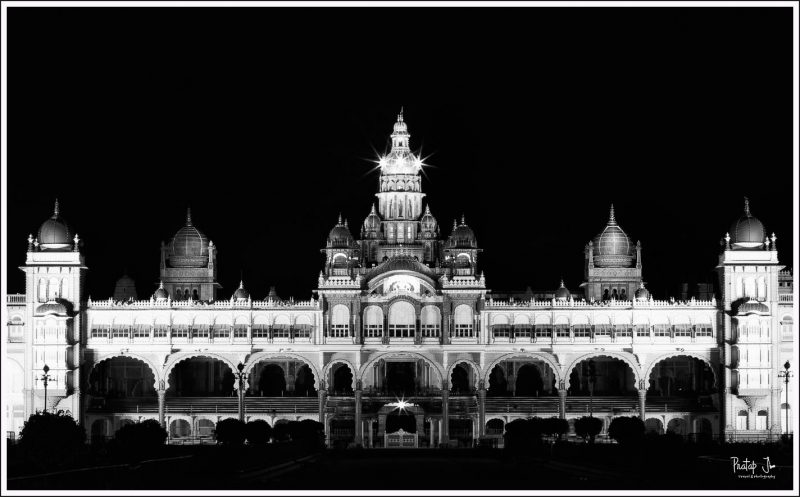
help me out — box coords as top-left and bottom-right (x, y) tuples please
(503, 417), (547, 453)
(287, 419), (325, 449)
(574, 416), (603, 443)
(112, 419), (167, 461)
(543, 417), (570, 439)
(245, 419), (273, 444)
(215, 418), (246, 445)
(608, 416), (645, 445)
(19, 410), (86, 468)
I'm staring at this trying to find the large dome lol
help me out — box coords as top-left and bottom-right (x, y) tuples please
(729, 197), (765, 249)
(448, 216), (478, 248)
(233, 280), (250, 301)
(169, 209), (209, 268)
(113, 273), (137, 301)
(591, 205), (635, 268)
(37, 199), (72, 251)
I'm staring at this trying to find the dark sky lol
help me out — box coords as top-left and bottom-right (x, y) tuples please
(6, 6), (794, 301)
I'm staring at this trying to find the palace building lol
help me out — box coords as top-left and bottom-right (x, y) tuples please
(4, 112), (795, 447)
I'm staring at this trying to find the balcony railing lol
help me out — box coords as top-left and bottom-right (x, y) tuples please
(6, 294), (25, 304)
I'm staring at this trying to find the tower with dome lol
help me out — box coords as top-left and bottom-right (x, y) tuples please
(4, 113), (794, 448)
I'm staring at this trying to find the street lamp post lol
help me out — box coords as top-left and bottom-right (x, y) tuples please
(585, 361), (596, 416)
(41, 365), (52, 413)
(778, 361), (793, 435)
(235, 363), (246, 422)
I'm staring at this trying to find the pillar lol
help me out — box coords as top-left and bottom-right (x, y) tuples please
(441, 381), (450, 445)
(354, 387), (363, 446)
(638, 388), (647, 420)
(478, 382), (487, 436)
(318, 381), (327, 423)
(157, 389), (166, 428)
(429, 417), (435, 447)
(438, 419), (443, 445)
(237, 382), (245, 422)
(558, 389), (567, 419)
(368, 419), (374, 448)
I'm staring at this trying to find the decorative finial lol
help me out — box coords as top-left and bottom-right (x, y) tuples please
(461, 214), (465, 225)
(608, 204), (616, 224)
(398, 106), (404, 122)
(725, 232), (731, 249)
(27, 234), (33, 251)
(453, 219), (458, 230)
(186, 207), (192, 226)
(239, 280), (244, 289)
(159, 280), (164, 289)
(337, 213), (342, 225)
(771, 232), (777, 250)
(743, 196), (750, 216)
(344, 218), (349, 228)
(559, 278), (565, 288)
(640, 282), (645, 289)
(424, 205), (431, 215)
(33, 238), (39, 249)
(73, 233), (80, 252)
(53, 198), (60, 218)
(370, 203), (377, 214)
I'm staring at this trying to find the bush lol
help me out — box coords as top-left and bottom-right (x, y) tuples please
(287, 419), (325, 449)
(19, 411), (86, 469)
(607, 416), (645, 445)
(543, 417), (570, 440)
(574, 416), (603, 443)
(245, 419), (273, 445)
(504, 417), (546, 453)
(113, 419), (167, 458)
(215, 418), (246, 445)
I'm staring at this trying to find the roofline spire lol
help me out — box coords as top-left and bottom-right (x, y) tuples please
(53, 198), (60, 217)
(744, 196), (751, 216)
(608, 204), (616, 225)
(186, 207), (192, 226)
(398, 106), (404, 122)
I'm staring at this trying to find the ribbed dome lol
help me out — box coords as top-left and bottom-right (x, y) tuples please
(729, 197), (766, 249)
(38, 199), (72, 251)
(233, 280), (250, 301)
(592, 205), (635, 268)
(420, 205), (438, 233)
(737, 299), (770, 316)
(635, 282), (650, 301)
(153, 281), (169, 300)
(555, 280), (570, 300)
(363, 204), (381, 232)
(36, 300), (68, 316)
(113, 274), (137, 301)
(169, 209), (209, 268)
(328, 214), (355, 247)
(448, 216), (478, 248)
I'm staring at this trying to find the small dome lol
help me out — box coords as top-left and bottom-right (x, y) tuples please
(363, 204), (381, 233)
(729, 197), (766, 249)
(448, 216), (478, 248)
(36, 300), (68, 316)
(420, 205), (438, 233)
(555, 280), (570, 300)
(37, 199), (72, 251)
(591, 205), (635, 268)
(267, 286), (280, 301)
(113, 273), (138, 301)
(737, 299), (770, 316)
(169, 209), (209, 268)
(153, 281), (169, 300)
(328, 214), (355, 247)
(233, 280), (250, 301)
(635, 282), (650, 301)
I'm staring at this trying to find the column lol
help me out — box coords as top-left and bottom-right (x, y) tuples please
(478, 382), (487, 437)
(558, 389), (567, 419)
(429, 417), (435, 447)
(237, 382), (245, 422)
(438, 419), (443, 445)
(354, 386), (363, 446)
(638, 388), (647, 421)
(318, 381), (327, 423)
(158, 388), (166, 428)
(441, 381), (450, 445)
(368, 419), (374, 448)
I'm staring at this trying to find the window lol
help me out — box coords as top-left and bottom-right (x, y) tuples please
(614, 325), (632, 338)
(420, 324), (440, 337)
(453, 324), (473, 337)
(154, 325), (169, 338)
(213, 325), (230, 339)
(331, 304), (351, 337)
(453, 305), (474, 338)
(635, 325), (650, 337)
(330, 324), (350, 337)
(233, 325), (248, 338)
(172, 326), (189, 338)
(252, 325), (270, 338)
(593, 325), (611, 337)
(192, 326), (209, 338)
(90, 326), (109, 338)
(273, 325), (291, 338)
(573, 325), (591, 338)
(534, 325), (551, 338)
(515, 325), (533, 338)
(293, 325), (312, 339)
(555, 325), (570, 338)
(654, 324), (671, 337)
(674, 324), (691, 337)
(696, 324), (713, 337)
(133, 325), (150, 338)
(365, 324), (383, 337)
(492, 326), (511, 338)
(112, 326), (130, 338)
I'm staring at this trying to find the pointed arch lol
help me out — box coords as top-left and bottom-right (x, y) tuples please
(322, 358), (359, 390)
(446, 359), (482, 389)
(565, 352), (641, 390)
(244, 352), (320, 385)
(90, 352), (162, 390)
(358, 351), (445, 387)
(163, 352), (238, 390)
(483, 352), (562, 386)
(643, 351), (718, 390)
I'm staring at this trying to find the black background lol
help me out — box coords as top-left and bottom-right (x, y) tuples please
(6, 6), (794, 300)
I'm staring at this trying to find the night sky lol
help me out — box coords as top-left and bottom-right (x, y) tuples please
(6, 6), (794, 301)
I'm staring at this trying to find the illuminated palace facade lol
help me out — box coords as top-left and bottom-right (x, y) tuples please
(4, 113), (796, 447)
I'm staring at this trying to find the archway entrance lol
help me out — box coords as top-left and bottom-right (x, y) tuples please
(647, 356), (715, 397)
(257, 364), (286, 396)
(386, 362), (415, 396)
(449, 418), (474, 447)
(568, 357), (636, 395)
(386, 412), (416, 433)
(331, 364), (354, 395)
(488, 359), (557, 396)
(250, 360), (317, 397)
(516, 364), (545, 396)
(168, 358), (234, 397)
(89, 357), (156, 398)
(450, 363), (471, 395)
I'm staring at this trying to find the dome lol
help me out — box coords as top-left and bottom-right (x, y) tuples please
(591, 205), (635, 268)
(37, 199), (72, 251)
(729, 197), (766, 249)
(169, 209), (209, 268)
(153, 281), (169, 300)
(554, 280), (570, 300)
(233, 280), (250, 301)
(36, 300), (68, 316)
(328, 214), (355, 247)
(635, 282), (650, 301)
(363, 204), (381, 233)
(420, 205), (438, 233)
(113, 273), (137, 301)
(448, 216), (478, 248)
(737, 299), (770, 316)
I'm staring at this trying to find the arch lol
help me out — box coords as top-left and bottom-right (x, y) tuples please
(454, 304), (473, 324)
(420, 305), (440, 326)
(253, 314), (270, 326)
(645, 418), (664, 434)
(666, 418), (687, 436)
(388, 300), (416, 325)
(363, 305), (384, 326)
(322, 359), (359, 389)
(90, 352), (162, 390)
(358, 351), (445, 386)
(565, 352), (641, 390)
(163, 352), (238, 390)
(514, 314), (532, 326)
(534, 314), (551, 325)
(295, 314), (313, 326)
(491, 314), (510, 326)
(486, 418), (505, 436)
(643, 352), (718, 391)
(331, 304), (350, 325)
(91, 418), (109, 441)
(483, 352), (562, 386)
(446, 359), (482, 389)
(169, 418), (192, 438)
(244, 352), (321, 384)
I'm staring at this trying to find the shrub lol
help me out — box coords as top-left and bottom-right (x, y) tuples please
(112, 419), (167, 460)
(543, 417), (570, 440)
(272, 422), (291, 442)
(607, 416), (645, 445)
(574, 416), (603, 443)
(215, 418), (246, 445)
(245, 419), (273, 445)
(19, 411), (86, 469)
(504, 418), (545, 453)
(288, 419), (325, 449)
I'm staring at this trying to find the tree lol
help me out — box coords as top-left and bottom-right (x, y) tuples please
(607, 416), (645, 445)
(19, 411), (86, 469)
(503, 418), (544, 453)
(245, 419), (273, 445)
(288, 419), (325, 449)
(543, 417), (570, 440)
(215, 418), (246, 445)
(574, 416), (603, 443)
(113, 419), (168, 460)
